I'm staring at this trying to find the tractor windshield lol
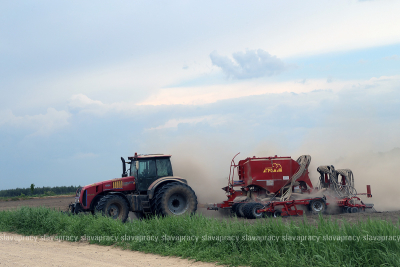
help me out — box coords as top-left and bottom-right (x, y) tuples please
(130, 158), (173, 178)
(130, 157), (173, 191)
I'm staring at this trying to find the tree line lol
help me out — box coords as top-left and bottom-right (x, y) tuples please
(0, 185), (81, 197)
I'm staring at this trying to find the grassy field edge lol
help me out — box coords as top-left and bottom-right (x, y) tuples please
(1, 207), (400, 267)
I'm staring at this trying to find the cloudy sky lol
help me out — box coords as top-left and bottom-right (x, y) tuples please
(1, 1), (399, 204)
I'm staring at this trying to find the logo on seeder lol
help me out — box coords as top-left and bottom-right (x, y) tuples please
(263, 163), (282, 173)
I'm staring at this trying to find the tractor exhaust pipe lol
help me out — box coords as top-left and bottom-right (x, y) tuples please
(367, 185), (372, 198)
(121, 157), (127, 177)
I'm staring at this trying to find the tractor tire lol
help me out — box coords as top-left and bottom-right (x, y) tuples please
(152, 182), (197, 216)
(309, 199), (326, 214)
(95, 195), (129, 223)
(243, 203), (264, 219)
(69, 203), (82, 214)
(235, 203), (246, 218)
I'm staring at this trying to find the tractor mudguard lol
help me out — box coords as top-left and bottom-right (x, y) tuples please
(147, 176), (187, 199)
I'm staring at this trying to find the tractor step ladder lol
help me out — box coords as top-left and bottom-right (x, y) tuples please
(141, 200), (152, 215)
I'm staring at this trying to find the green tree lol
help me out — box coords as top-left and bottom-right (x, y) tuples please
(30, 184), (35, 195)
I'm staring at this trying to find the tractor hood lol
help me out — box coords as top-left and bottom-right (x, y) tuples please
(77, 176), (136, 209)
(81, 176), (136, 192)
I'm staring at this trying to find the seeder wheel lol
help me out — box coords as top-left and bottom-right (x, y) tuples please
(351, 207), (359, 213)
(309, 199), (326, 214)
(273, 210), (281, 217)
(235, 203), (246, 217)
(243, 203), (264, 219)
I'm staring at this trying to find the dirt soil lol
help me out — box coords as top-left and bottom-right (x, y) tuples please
(0, 196), (74, 212)
(0, 232), (218, 267)
(1, 196), (399, 266)
(0, 196), (220, 267)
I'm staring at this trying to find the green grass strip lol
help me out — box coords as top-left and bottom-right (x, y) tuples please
(1, 207), (400, 267)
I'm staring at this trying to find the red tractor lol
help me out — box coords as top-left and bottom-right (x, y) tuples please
(69, 153), (197, 222)
(208, 153), (373, 218)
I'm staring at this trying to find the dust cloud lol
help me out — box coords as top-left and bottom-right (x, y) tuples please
(293, 137), (400, 211)
(167, 140), (237, 204)
(171, 141), (400, 211)
(146, 126), (399, 212)
(332, 148), (400, 211)
(167, 140), (400, 211)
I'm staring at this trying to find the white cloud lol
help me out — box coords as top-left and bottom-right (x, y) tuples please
(2, 1), (400, 115)
(69, 94), (104, 109)
(0, 108), (71, 135)
(69, 94), (108, 115)
(137, 79), (349, 106)
(384, 55), (399, 60)
(66, 75), (400, 112)
(210, 49), (286, 79)
(69, 94), (136, 115)
(136, 75), (400, 106)
(147, 116), (215, 130)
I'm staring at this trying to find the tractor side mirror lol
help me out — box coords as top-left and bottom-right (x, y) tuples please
(136, 161), (139, 170)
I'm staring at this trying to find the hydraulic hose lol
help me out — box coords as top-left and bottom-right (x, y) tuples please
(280, 155), (311, 201)
(317, 166), (357, 198)
(335, 169), (357, 197)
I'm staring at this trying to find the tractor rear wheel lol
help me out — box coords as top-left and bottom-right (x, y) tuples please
(243, 203), (264, 219)
(152, 182), (197, 216)
(96, 195), (129, 223)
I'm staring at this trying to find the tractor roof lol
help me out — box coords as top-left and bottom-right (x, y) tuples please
(128, 153), (171, 160)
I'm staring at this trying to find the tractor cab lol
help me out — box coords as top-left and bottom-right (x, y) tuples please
(127, 153), (173, 191)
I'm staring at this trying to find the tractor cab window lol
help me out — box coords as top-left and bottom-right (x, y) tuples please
(156, 158), (173, 178)
(130, 157), (173, 180)
(137, 160), (156, 179)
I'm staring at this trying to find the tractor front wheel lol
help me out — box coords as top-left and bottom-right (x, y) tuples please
(96, 195), (129, 222)
(69, 203), (82, 214)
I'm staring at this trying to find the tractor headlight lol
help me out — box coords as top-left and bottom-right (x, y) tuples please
(75, 187), (83, 203)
